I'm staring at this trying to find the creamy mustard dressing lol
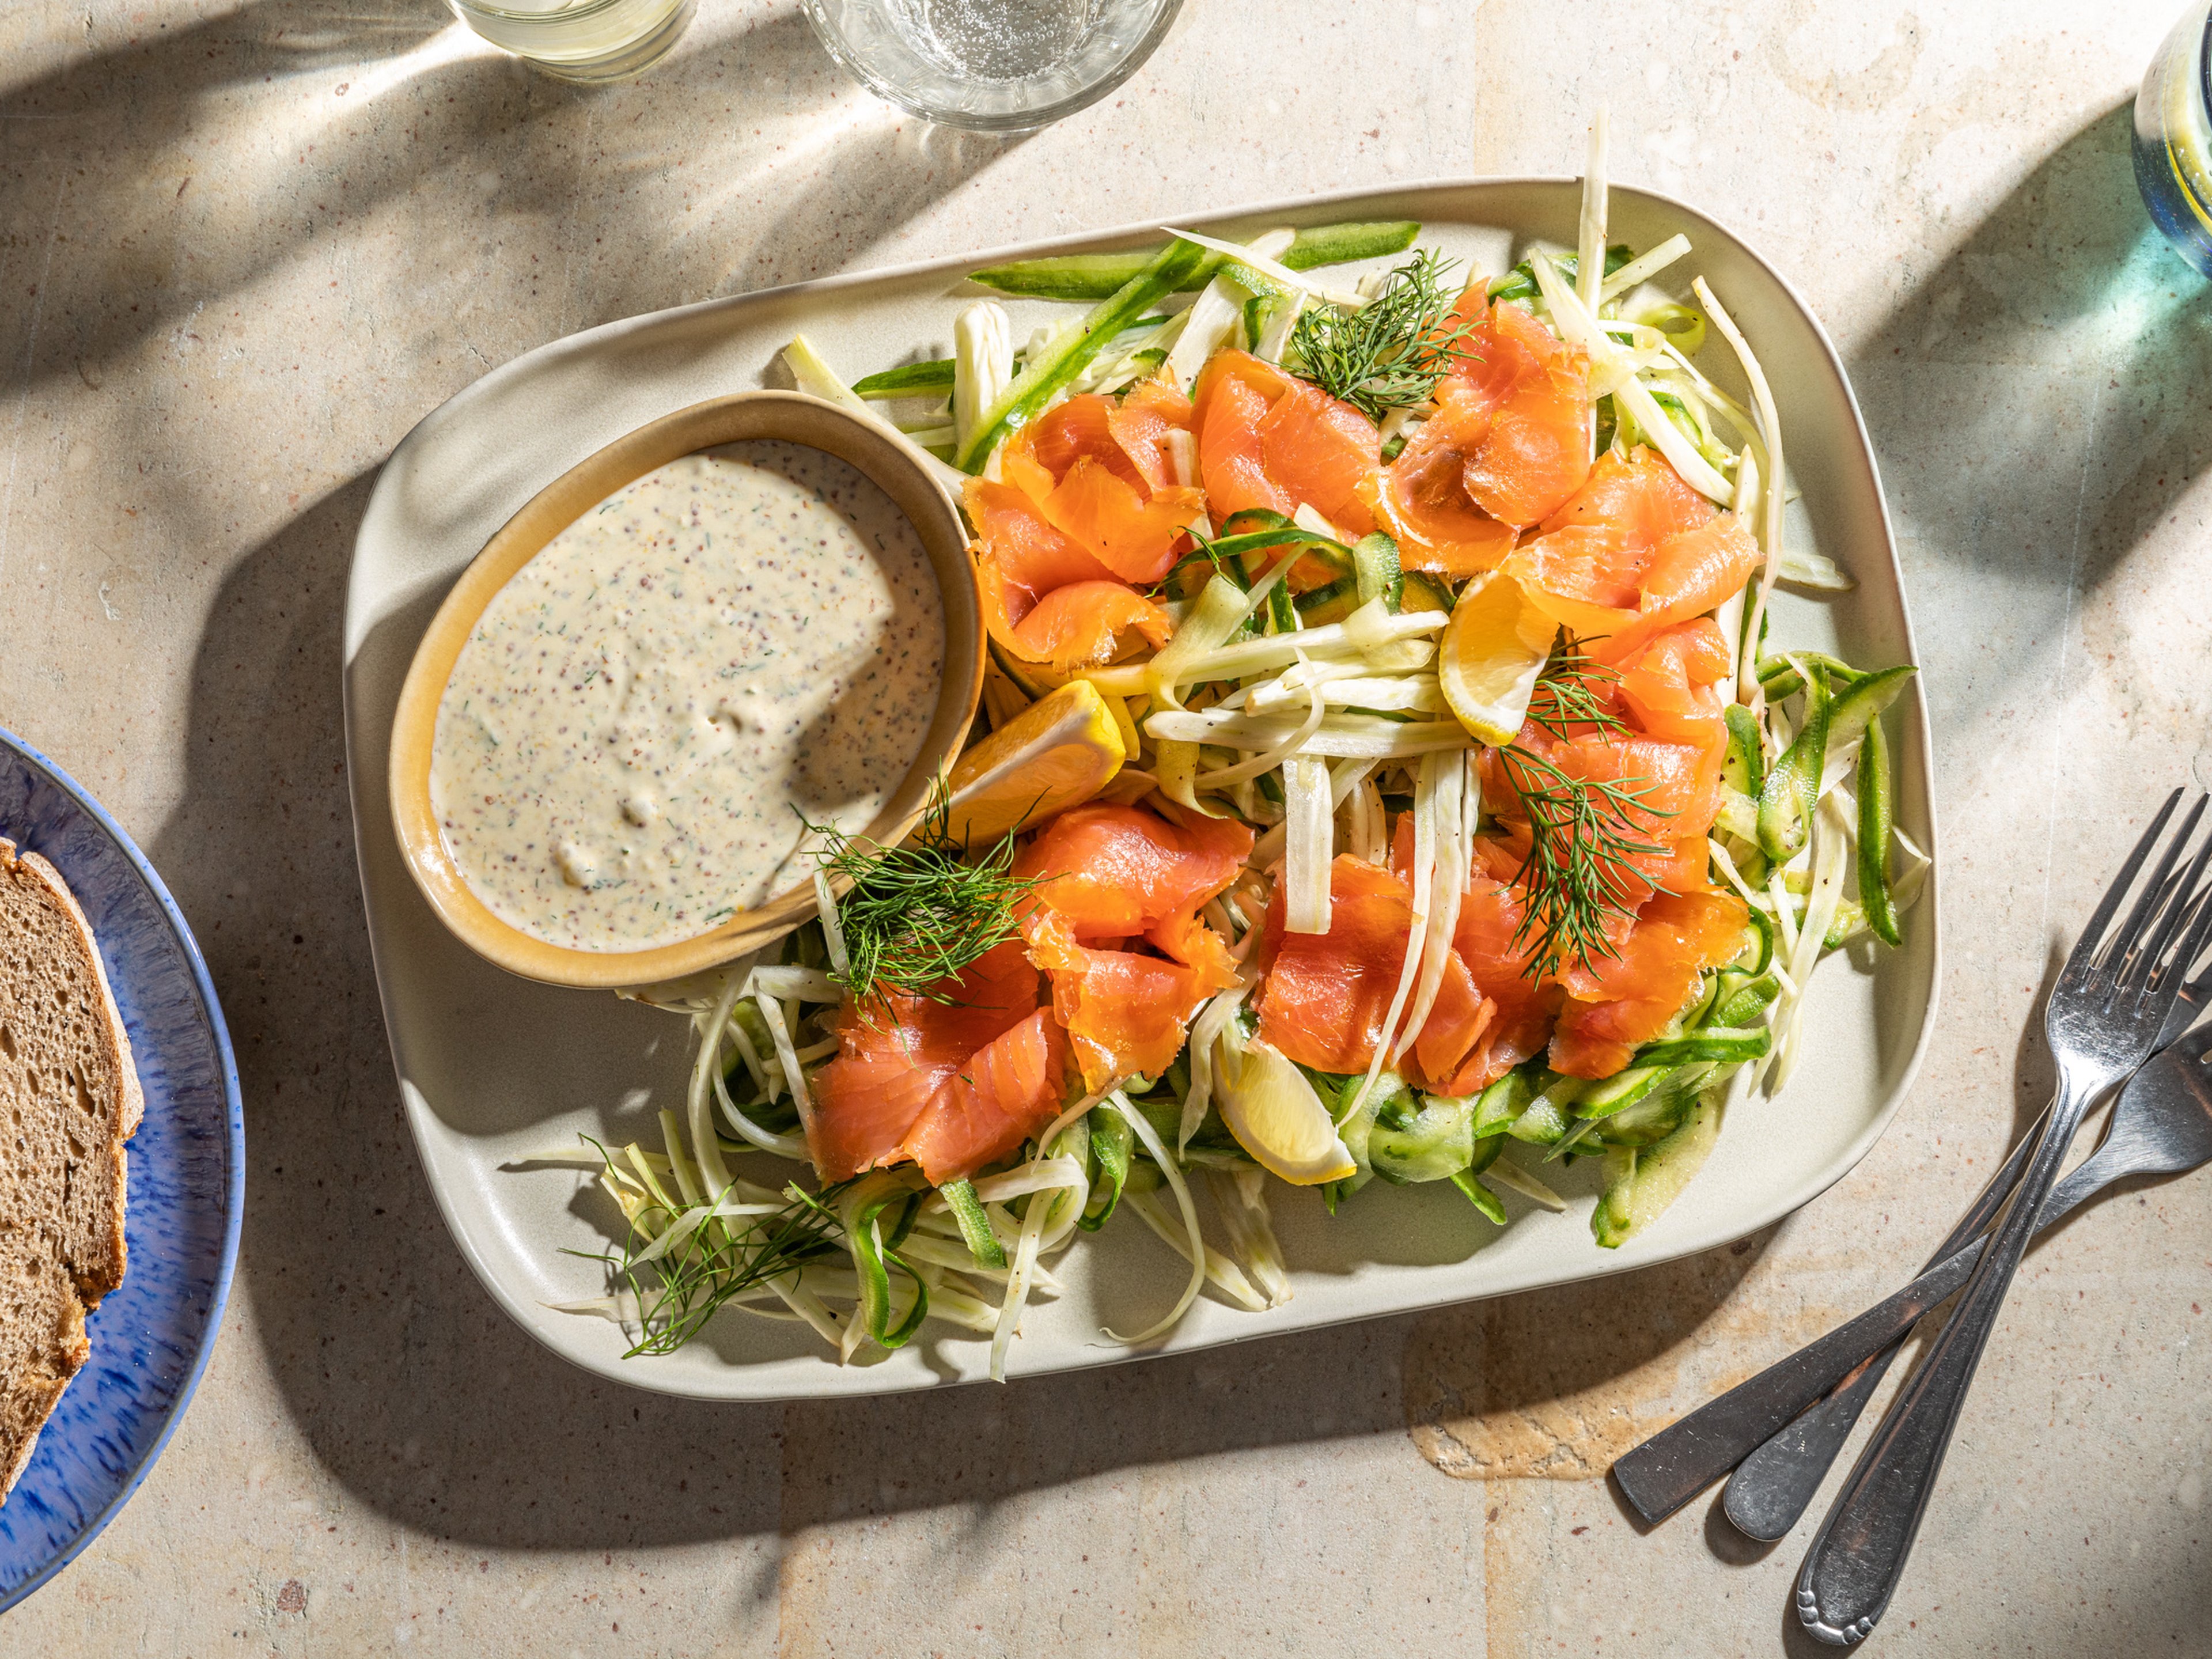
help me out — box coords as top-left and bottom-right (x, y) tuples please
(430, 440), (942, 953)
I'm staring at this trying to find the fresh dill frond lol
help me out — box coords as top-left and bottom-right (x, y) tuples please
(1522, 645), (1627, 743)
(1287, 248), (1479, 422)
(805, 779), (1043, 1005)
(1497, 744), (1673, 981)
(578, 1149), (849, 1357)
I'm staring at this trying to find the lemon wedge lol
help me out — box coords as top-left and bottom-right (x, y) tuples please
(1215, 1039), (1357, 1185)
(986, 638), (1071, 701)
(1437, 570), (1559, 746)
(944, 680), (1126, 847)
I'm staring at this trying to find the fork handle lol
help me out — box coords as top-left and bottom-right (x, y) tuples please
(1794, 1073), (2099, 1643)
(1721, 1107), (2049, 1540)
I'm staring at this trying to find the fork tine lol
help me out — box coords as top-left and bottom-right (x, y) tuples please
(2104, 794), (2205, 976)
(2160, 864), (2212, 999)
(2125, 806), (2212, 1001)
(2061, 788), (2184, 991)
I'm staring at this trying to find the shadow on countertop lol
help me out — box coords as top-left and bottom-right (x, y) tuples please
(0, 0), (1024, 403)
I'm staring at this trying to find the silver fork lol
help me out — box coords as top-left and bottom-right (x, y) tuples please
(1721, 945), (2212, 1542)
(1611, 801), (2212, 1530)
(1795, 789), (2212, 1643)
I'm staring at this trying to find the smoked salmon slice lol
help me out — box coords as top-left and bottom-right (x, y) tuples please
(1252, 855), (1509, 1096)
(809, 939), (1044, 1181)
(1016, 804), (1252, 950)
(1007, 389), (1208, 585)
(1372, 297), (1593, 572)
(965, 478), (1176, 672)
(1026, 909), (1236, 1090)
(1194, 350), (1381, 537)
(1503, 446), (1755, 660)
(901, 1009), (1072, 1185)
(1015, 804), (1252, 1090)
(1438, 842), (1562, 1093)
(1255, 856), (1425, 1077)
(1549, 890), (1749, 1078)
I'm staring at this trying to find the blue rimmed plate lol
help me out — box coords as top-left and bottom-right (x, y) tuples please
(0, 729), (244, 1612)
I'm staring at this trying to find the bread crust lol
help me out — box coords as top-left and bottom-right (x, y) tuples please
(0, 835), (143, 1499)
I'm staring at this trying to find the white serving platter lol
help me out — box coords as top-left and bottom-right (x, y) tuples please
(343, 179), (1940, 1401)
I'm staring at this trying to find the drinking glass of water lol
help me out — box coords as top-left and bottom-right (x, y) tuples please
(2135, 0), (2212, 275)
(803, 0), (1183, 131)
(448, 0), (694, 81)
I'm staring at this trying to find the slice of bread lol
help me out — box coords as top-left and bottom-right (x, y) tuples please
(0, 836), (143, 1499)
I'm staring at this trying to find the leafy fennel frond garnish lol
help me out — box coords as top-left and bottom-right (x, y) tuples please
(1498, 745), (1672, 982)
(805, 781), (1042, 1005)
(1287, 249), (1479, 422)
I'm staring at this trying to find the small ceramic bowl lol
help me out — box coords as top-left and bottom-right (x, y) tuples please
(387, 391), (981, 991)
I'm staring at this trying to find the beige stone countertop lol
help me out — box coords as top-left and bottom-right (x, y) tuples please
(3, 0), (2210, 1651)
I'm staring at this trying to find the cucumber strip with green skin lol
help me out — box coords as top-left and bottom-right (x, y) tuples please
(1588, 1065), (1714, 1149)
(1241, 293), (1274, 354)
(1575, 1064), (1671, 1120)
(1267, 580), (1298, 635)
(1858, 715), (1903, 946)
(1380, 431), (1410, 464)
(1823, 664), (1916, 755)
(851, 360), (957, 400)
(968, 220), (1422, 302)
(1593, 1090), (1724, 1248)
(1370, 1092), (1478, 1184)
(836, 1172), (931, 1347)
(1400, 569), (1455, 616)
(1708, 972), (1781, 1030)
(1508, 1086), (1580, 1145)
(1722, 703), (1764, 798)
(853, 312), (1180, 400)
(957, 237), (1212, 472)
(1755, 650), (1863, 701)
(1255, 767), (1286, 805)
(1489, 243), (1634, 302)
(1733, 906), (1774, 975)
(1631, 1026), (1772, 1066)
(1680, 969), (1724, 1031)
(1758, 660), (1831, 862)
(1293, 575), (1358, 622)
(941, 1177), (1006, 1269)
(1450, 1168), (1508, 1224)
(1351, 531), (1404, 612)
(1077, 1108), (1134, 1232)
(1472, 1066), (1538, 1138)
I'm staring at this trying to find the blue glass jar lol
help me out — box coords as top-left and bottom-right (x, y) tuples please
(2135, 1), (2212, 275)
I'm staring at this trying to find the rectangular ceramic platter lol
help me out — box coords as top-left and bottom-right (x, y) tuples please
(344, 179), (1938, 1401)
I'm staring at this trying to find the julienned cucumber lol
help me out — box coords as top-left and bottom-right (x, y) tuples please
(1755, 651), (1863, 702)
(1708, 971), (1781, 1029)
(1858, 715), (1903, 946)
(941, 1176), (1006, 1269)
(1758, 659), (1830, 861)
(967, 220), (1422, 302)
(850, 359), (958, 400)
(1823, 664), (1916, 753)
(1351, 532), (1404, 612)
(852, 312), (1178, 400)
(1592, 1091), (1725, 1249)
(1630, 1027), (1773, 1066)
(1722, 703), (1764, 799)
(956, 237), (1211, 471)
(1078, 1107), (1135, 1232)
(1588, 1065), (1715, 1148)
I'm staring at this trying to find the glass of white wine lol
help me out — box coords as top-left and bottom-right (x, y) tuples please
(447, 0), (694, 82)
(803, 0), (1183, 131)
